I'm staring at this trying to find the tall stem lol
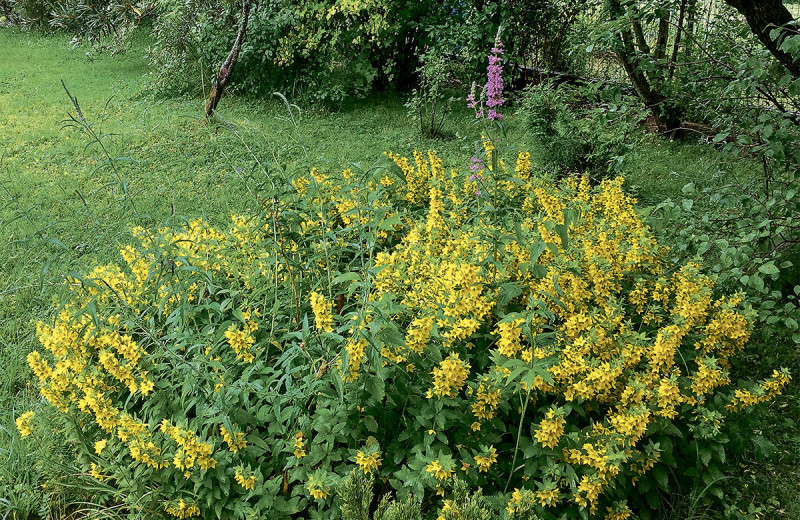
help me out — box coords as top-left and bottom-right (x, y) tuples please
(504, 384), (532, 493)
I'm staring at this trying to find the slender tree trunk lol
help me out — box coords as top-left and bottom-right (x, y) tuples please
(654, 12), (671, 61)
(205, 0), (252, 117)
(632, 18), (651, 54)
(724, 0), (800, 78)
(607, 0), (683, 134)
(684, 0), (698, 55)
(668, 0), (688, 79)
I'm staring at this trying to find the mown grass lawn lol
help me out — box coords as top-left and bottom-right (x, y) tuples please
(1, 27), (797, 520)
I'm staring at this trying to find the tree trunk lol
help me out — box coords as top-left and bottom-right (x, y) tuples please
(632, 18), (651, 54)
(607, 0), (683, 134)
(684, 0), (698, 55)
(205, 0), (252, 118)
(654, 12), (671, 61)
(724, 0), (800, 78)
(668, 0), (688, 79)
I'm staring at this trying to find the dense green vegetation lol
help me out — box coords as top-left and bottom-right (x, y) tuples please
(1, 1), (799, 518)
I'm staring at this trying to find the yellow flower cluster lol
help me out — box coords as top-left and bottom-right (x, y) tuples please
(495, 318), (525, 358)
(343, 336), (368, 382)
(471, 382), (500, 421)
(306, 473), (329, 499)
(727, 369), (792, 411)
(293, 432), (307, 458)
(429, 354), (470, 399)
(224, 319), (258, 363)
(234, 468), (256, 490)
(534, 409), (566, 449)
(473, 446), (497, 473)
(165, 498), (200, 519)
(310, 291), (334, 333)
(425, 459), (453, 481)
(220, 426), (247, 453)
(353, 450), (382, 474)
(16, 411), (34, 437)
(90, 462), (107, 481)
(161, 420), (216, 475)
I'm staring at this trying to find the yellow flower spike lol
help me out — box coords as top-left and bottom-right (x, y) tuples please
(293, 432), (307, 458)
(310, 291), (334, 333)
(430, 354), (470, 399)
(534, 409), (566, 449)
(495, 318), (525, 358)
(536, 485), (560, 507)
(16, 411), (34, 437)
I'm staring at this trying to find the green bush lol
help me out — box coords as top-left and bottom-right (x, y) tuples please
(518, 81), (645, 177)
(19, 138), (791, 520)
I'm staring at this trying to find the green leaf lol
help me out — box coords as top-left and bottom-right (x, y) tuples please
(363, 415), (379, 432)
(785, 317), (798, 331)
(332, 272), (361, 284)
(497, 283), (523, 308)
(750, 275), (765, 292)
(379, 214), (402, 230)
(651, 466), (669, 491)
(759, 263), (779, 275)
(699, 447), (712, 467)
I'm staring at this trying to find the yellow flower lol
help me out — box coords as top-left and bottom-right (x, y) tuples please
(234, 469), (256, 491)
(293, 432), (307, 458)
(95, 439), (108, 454)
(310, 488), (329, 499)
(495, 318), (525, 358)
(506, 488), (523, 514)
(165, 498), (201, 518)
(534, 409), (565, 449)
(306, 473), (329, 500)
(310, 291), (334, 332)
(474, 446), (497, 473)
(220, 426), (247, 453)
(536, 485), (560, 507)
(354, 450), (382, 474)
(224, 324), (256, 363)
(16, 411), (34, 437)
(430, 354), (470, 398)
(90, 462), (106, 481)
(425, 460), (452, 481)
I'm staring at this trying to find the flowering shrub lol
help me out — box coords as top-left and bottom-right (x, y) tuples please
(24, 144), (789, 519)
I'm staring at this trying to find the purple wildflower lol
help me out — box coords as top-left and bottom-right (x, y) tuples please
(486, 37), (504, 121)
(469, 156), (483, 173)
(465, 36), (505, 122)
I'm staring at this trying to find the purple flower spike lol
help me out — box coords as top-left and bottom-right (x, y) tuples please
(466, 35), (505, 123)
(486, 37), (504, 117)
